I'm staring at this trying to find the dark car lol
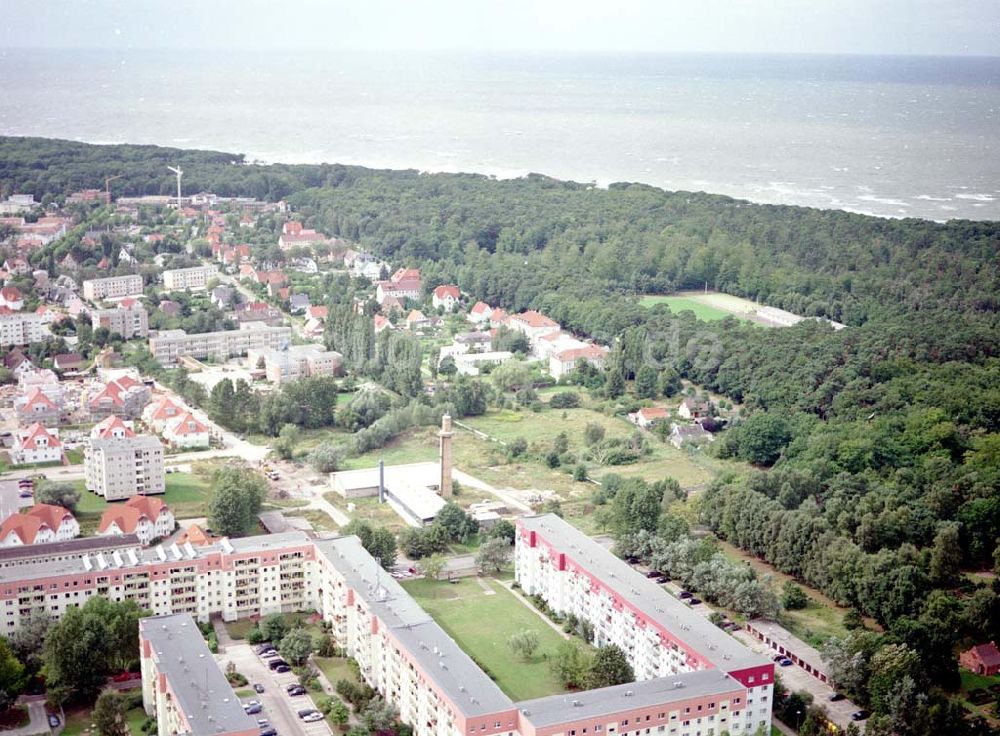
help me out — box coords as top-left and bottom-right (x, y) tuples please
(274, 664), (291, 673)
(829, 693), (845, 702)
(18, 490), (33, 498)
(678, 590), (693, 599)
(287, 687), (307, 696)
(254, 643), (273, 654)
(297, 709), (317, 719)
(688, 598), (702, 605)
(625, 556), (639, 564)
(260, 729), (277, 736)
(655, 576), (669, 584)
(286, 683), (303, 693)
(267, 659), (288, 670)
(644, 570), (661, 578)
(779, 658), (793, 667)
(244, 704), (263, 715)
(773, 654), (785, 662)
(851, 711), (870, 721)
(253, 683), (265, 693)
(48, 715), (61, 728)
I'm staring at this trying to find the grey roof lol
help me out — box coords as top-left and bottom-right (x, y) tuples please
(88, 435), (164, 452)
(141, 614), (258, 735)
(0, 530), (312, 585)
(518, 514), (767, 673)
(515, 669), (745, 727)
(0, 533), (140, 564)
(314, 536), (514, 716)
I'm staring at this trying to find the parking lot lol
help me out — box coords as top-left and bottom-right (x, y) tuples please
(217, 642), (333, 736)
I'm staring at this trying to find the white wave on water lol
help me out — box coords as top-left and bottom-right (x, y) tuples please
(914, 194), (952, 201)
(955, 193), (996, 202)
(858, 194), (910, 207)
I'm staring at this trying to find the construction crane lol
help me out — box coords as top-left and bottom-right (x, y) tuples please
(167, 165), (184, 208)
(104, 174), (123, 202)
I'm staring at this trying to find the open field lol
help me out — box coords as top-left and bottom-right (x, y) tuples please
(402, 576), (570, 701)
(639, 295), (739, 321)
(640, 291), (765, 323)
(286, 508), (339, 532)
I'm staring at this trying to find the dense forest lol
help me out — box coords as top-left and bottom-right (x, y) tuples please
(3, 136), (1000, 732)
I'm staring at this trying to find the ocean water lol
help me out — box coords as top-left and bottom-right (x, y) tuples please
(0, 49), (998, 221)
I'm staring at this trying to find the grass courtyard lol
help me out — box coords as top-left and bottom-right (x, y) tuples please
(401, 576), (570, 701)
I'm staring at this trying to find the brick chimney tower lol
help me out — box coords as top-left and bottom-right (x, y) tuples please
(438, 414), (453, 497)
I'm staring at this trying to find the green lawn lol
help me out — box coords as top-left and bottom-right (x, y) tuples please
(961, 669), (1000, 693)
(286, 508), (340, 532)
(61, 705), (147, 736)
(225, 610), (325, 641)
(402, 577), (571, 701)
(638, 295), (736, 321)
(315, 656), (362, 688)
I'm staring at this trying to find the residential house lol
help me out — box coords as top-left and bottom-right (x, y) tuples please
(247, 344), (343, 386)
(4, 349), (33, 377)
(0, 286), (23, 311)
(468, 301), (493, 325)
(307, 305), (328, 321)
(289, 293), (310, 314)
(53, 353), (85, 372)
(960, 642), (1000, 676)
(175, 523), (220, 547)
(678, 397), (711, 420)
(669, 422), (715, 449)
(431, 285), (460, 312)
(82, 274), (143, 300)
(232, 301), (284, 326)
(508, 311), (560, 349)
(373, 314), (391, 334)
(629, 407), (670, 430)
(143, 397), (184, 433)
(278, 221), (327, 250)
(10, 423), (61, 465)
(162, 411), (211, 449)
(405, 309), (431, 330)
(0, 504), (79, 547)
(91, 415), (136, 440)
(86, 375), (151, 420)
(98, 496), (175, 546)
(14, 387), (62, 427)
(548, 343), (609, 380)
(376, 268), (422, 303)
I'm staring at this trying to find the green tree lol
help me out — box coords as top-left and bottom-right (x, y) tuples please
(491, 360), (532, 393)
(35, 481), (81, 511)
(584, 422), (606, 446)
(274, 423), (301, 460)
(0, 637), (25, 713)
(635, 365), (659, 399)
(475, 536), (512, 574)
(260, 614), (288, 644)
(279, 628), (313, 666)
(343, 520), (397, 568)
(329, 700), (350, 730)
(507, 629), (540, 661)
(610, 479), (662, 536)
(586, 645), (634, 689)
(550, 640), (592, 689)
(8, 614), (50, 678)
(781, 581), (808, 610)
(418, 553), (448, 580)
(208, 464), (268, 536)
(604, 366), (625, 398)
(362, 697), (397, 732)
(928, 522), (962, 586)
(309, 443), (345, 473)
(487, 519), (516, 544)
(735, 413), (792, 466)
(434, 502), (478, 543)
(93, 689), (130, 736)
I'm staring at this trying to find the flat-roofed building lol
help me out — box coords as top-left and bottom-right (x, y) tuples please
(329, 462), (447, 526)
(162, 265), (217, 291)
(92, 298), (149, 339)
(84, 435), (165, 500)
(0, 309), (43, 347)
(140, 614), (259, 736)
(247, 343), (343, 385)
(149, 324), (292, 363)
(83, 274), (143, 300)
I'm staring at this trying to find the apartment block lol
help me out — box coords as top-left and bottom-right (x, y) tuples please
(92, 298), (150, 339)
(515, 515), (773, 735)
(0, 310), (43, 347)
(6, 522), (771, 736)
(149, 325), (292, 364)
(162, 265), (217, 291)
(140, 614), (259, 736)
(83, 274), (144, 300)
(84, 435), (166, 500)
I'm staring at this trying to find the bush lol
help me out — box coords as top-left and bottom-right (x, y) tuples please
(549, 391), (581, 409)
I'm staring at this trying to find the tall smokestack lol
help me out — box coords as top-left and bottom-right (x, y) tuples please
(378, 459), (385, 503)
(438, 414), (453, 498)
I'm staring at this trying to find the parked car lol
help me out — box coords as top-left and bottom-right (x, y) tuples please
(851, 711), (870, 721)
(18, 490), (33, 498)
(688, 598), (702, 605)
(779, 658), (793, 667)
(302, 712), (324, 723)
(244, 704), (263, 715)
(257, 719), (269, 727)
(253, 683), (265, 693)
(48, 715), (60, 728)
(773, 654), (785, 662)
(260, 729), (277, 736)
(267, 659), (288, 670)
(678, 590), (693, 599)
(254, 644), (273, 654)
(297, 709), (318, 719)
(829, 693), (845, 702)
(260, 649), (279, 658)
(645, 570), (661, 578)
(286, 683), (302, 692)
(655, 576), (669, 584)
(274, 664), (291, 673)
(287, 686), (306, 696)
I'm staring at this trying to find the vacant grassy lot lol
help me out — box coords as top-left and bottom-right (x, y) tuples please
(315, 655), (362, 688)
(286, 508), (340, 532)
(402, 577), (569, 701)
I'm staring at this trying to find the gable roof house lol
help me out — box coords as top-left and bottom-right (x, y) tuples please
(960, 642), (1000, 676)
(97, 495), (175, 546)
(142, 396), (184, 433)
(91, 415), (136, 440)
(10, 423), (62, 465)
(0, 503), (79, 547)
(432, 285), (461, 312)
(669, 422), (715, 449)
(678, 397), (711, 420)
(86, 375), (151, 420)
(278, 221), (327, 250)
(162, 411), (211, 449)
(376, 268), (422, 304)
(629, 407), (670, 430)
(14, 386), (63, 427)
(0, 286), (24, 311)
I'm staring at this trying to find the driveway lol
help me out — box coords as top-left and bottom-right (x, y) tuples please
(217, 642), (333, 736)
(11, 697), (49, 736)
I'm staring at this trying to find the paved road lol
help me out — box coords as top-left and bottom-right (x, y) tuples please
(11, 697), (49, 736)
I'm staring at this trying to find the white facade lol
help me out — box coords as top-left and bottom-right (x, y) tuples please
(0, 312), (43, 347)
(84, 436), (166, 500)
(162, 265), (217, 291)
(83, 274), (144, 300)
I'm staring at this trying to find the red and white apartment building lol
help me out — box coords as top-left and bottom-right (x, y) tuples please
(2, 517), (771, 736)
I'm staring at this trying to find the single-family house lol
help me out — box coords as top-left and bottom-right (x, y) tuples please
(432, 285), (461, 312)
(405, 309), (431, 330)
(97, 495), (175, 546)
(0, 503), (79, 546)
(10, 423), (61, 465)
(678, 397), (711, 420)
(630, 407), (670, 430)
(669, 422), (715, 449)
(162, 411), (211, 449)
(468, 301), (493, 325)
(960, 642), (1000, 676)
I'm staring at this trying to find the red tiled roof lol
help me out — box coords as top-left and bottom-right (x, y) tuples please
(308, 305), (328, 320)
(93, 415), (135, 439)
(147, 396), (181, 421)
(638, 407), (670, 420)
(18, 423), (60, 450)
(167, 411), (208, 436)
(470, 301), (492, 315)
(514, 310), (558, 329)
(555, 344), (608, 362)
(177, 523), (218, 546)
(98, 494), (169, 535)
(0, 286), (22, 302)
(392, 268), (421, 283)
(433, 285), (460, 300)
(3, 503), (75, 543)
(22, 387), (57, 411)
(119, 297), (138, 309)
(966, 642), (1000, 668)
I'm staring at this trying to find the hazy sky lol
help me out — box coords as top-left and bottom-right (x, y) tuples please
(1, 0), (997, 56)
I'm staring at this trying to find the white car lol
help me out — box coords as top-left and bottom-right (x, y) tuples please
(302, 712), (324, 723)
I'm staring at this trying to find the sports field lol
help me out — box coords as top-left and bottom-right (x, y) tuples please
(639, 291), (760, 322)
(402, 577), (570, 700)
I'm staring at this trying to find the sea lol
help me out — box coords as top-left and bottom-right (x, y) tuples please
(1, 49), (998, 221)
